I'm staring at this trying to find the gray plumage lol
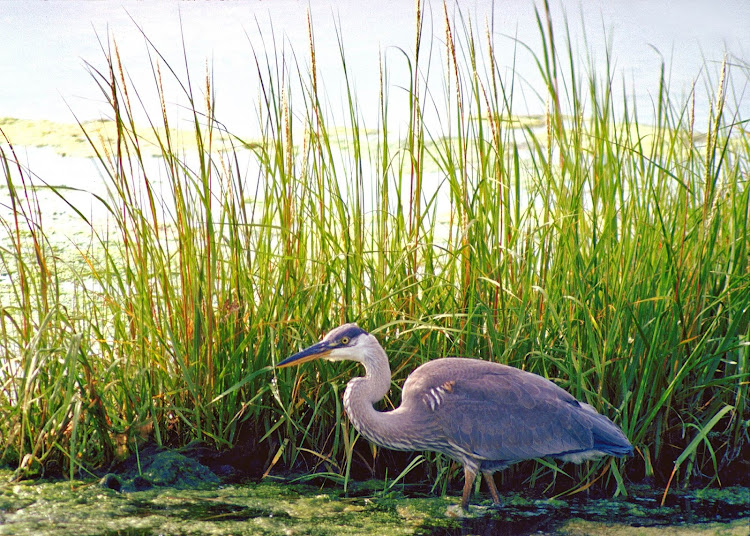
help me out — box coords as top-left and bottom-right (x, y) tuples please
(277, 323), (633, 508)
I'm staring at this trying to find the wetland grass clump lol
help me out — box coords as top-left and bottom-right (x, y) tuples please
(1, 3), (747, 502)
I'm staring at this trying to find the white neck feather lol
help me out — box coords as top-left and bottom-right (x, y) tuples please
(341, 338), (416, 451)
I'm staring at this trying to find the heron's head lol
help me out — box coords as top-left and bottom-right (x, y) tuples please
(276, 323), (372, 368)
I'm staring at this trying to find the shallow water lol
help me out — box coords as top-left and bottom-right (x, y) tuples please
(1, 470), (747, 536)
(3, 0), (749, 132)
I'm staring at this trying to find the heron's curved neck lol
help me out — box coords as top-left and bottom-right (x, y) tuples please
(349, 342), (392, 403)
(342, 340), (416, 451)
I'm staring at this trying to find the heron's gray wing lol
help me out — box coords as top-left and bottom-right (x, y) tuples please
(424, 365), (602, 463)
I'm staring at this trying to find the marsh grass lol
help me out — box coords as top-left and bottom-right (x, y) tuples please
(1, 2), (748, 501)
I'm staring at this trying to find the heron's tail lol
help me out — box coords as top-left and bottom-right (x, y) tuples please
(590, 413), (633, 457)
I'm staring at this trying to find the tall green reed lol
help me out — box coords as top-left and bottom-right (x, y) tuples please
(0, 2), (747, 500)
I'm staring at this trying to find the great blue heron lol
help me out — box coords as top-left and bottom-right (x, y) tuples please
(276, 323), (633, 508)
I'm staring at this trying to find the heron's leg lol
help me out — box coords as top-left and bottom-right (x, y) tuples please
(461, 467), (477, 509)
(482, 471), (501, 505)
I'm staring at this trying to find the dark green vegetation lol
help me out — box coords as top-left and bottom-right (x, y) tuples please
(0, 468), (747, 535)
(0, 1), (748, 510)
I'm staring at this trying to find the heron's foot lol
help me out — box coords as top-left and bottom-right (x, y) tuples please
(445, 503), (493, 518)
(445, 504), (471, 518)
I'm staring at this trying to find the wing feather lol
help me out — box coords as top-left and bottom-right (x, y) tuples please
(401, 358), (615, 464)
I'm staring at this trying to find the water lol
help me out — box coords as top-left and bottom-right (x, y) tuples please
(1, 0), (748, 134)
(0, 469), (747, 536)
(1, 0), (747, 328)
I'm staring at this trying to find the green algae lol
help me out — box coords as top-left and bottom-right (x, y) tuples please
(0, 475), (426, 536)
(693, 486), (750, 506)
(0, 117), (241, 157)
(557, 518), (750, 536)
(108, 449), (221, 492)
(0, 470), (747, 536)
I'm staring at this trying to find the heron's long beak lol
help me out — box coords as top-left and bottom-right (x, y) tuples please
(276, 340), (333, 368)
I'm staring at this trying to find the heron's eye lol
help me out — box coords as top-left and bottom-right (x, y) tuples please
(340, 336), (350, 345)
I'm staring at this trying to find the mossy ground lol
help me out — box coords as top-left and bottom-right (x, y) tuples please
(0, 474), (432, 536)
(0, 470), (747, 536)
